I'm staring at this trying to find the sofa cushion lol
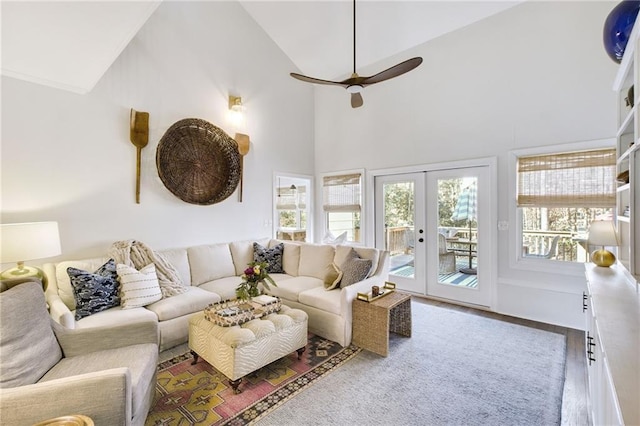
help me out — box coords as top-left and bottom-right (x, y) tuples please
(67, 259), (120, 320)
(264, 276), (323, 302)
(158, 248), (191, 288)
(230, 238), (270, 276)
(298, 244), (336, 281)
(117, 263), (163, 309)
(253, 242), (284, 273)
(198, 276), (244, 301)
(73, 305), (158, 329)
(145, 287), (220, 321)
(298, 286), (342, 315)
(339, 248), (373, 287)
(55, 257), (112, 310)
(335, 245), (380, 278)
(188, 243), (236, 285)
(39, 343), (157, 421)
(269, 240), (301, 276)
(0, 282), (63, 388)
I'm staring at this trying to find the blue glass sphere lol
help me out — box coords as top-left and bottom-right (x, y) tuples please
(603, 1), (640, 63)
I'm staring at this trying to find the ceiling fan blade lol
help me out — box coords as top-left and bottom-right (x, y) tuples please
(361, 57), (423, 85)
(290, 73), (346, 87)
(351, 92), (363, 108)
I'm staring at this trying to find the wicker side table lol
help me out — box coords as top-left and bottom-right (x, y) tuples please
(352, 291), (412, 356)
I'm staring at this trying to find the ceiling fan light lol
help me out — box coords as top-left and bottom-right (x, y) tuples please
(346, 84), (363, 94)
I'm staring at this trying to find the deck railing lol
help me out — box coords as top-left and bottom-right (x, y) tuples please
(385, 227), (584, 262)
(522, 230), (579, 261)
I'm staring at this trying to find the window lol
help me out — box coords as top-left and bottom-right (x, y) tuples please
(323, 172), (362, 243)
(275, 175), (311, 242)
(516, 148), (615, 262)
(276, 184), (306, 227)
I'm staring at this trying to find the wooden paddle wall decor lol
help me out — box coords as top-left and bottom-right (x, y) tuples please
(130, 109), (149, 204)
(235, 133), (250, 202)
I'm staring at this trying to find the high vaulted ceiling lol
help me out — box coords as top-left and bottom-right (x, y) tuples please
(240, 0), (523, 81)
(1, 0), (523, 94)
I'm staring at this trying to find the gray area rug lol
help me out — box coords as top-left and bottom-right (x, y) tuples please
(257, 301), (566, 426)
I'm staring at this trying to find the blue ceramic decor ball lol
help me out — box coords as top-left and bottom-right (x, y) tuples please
(603, 0), (640, 63)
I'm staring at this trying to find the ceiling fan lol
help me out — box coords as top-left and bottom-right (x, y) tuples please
(290, 0), (423, 108)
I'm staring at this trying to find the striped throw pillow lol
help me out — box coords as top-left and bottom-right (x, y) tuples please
(117, 263), (162, 309)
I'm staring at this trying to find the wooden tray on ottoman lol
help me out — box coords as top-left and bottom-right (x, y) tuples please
(204, 296), (281, 327)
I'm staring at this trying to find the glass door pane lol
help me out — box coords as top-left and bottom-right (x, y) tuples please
(375, 173), (425, 294)
(437, 177), (478, 286)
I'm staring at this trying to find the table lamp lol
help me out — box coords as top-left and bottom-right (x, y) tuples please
(587, 220), (619, 267)
(1, 221), (61, 288)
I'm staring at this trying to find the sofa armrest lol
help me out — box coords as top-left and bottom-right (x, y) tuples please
(339, 250), (390, 325)
(47, 294), (76, 329)
(53, 320), (159, 357)
(0, 368), (132, 426)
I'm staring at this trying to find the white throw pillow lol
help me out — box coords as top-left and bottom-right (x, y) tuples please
(322, 231), (347, 245)
(117, 263), (162, 309)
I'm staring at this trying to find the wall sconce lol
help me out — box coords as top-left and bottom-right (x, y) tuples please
(588, 220), (619, 267)
(0, 221), (62, 289)
(228, 95), (246, 129)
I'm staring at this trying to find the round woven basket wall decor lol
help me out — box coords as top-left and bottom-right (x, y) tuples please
(156, 118), (241, 205)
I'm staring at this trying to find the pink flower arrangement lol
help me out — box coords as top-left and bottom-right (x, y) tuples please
(236, 261), (277, 300)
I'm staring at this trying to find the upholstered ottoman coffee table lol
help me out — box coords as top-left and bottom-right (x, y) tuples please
(188, 304), (308, 394)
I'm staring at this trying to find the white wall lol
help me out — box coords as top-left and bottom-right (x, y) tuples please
(312, 1), (619, 329)
(1, 1), (315, 261)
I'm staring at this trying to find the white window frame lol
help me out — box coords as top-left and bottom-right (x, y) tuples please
(508, 138), (615, 275)
(319, 168), (365, 245)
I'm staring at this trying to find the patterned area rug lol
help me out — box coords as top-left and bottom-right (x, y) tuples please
(145, 335), (360, 425)
(439, 271), (478, 288)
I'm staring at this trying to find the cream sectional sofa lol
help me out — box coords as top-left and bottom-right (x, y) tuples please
(44, 238), (389, 351)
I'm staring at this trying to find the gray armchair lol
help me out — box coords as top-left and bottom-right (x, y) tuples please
(0, 278), (159, 426)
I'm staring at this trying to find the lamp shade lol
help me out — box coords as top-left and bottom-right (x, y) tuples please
(1, 222), (61, 263)
(588, 220), (619, 246)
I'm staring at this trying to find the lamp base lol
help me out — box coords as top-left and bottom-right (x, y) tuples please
(0, 265), (47, 289)
(591, 249), (616, 267)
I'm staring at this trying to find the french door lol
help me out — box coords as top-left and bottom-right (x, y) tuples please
(374, 166), (493, 307)
(425, 166), (492, 307)
(374, 173), (426, 294)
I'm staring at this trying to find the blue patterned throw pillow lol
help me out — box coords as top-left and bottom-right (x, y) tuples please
(68, 259), (120, 320)
(253, 242), (284, 273)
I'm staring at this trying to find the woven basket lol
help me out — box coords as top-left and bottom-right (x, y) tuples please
(156, 118), (241, 205)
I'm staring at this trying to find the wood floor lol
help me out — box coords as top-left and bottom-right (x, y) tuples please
(159, 297), (590, 425)
(411, 296), (589, 425)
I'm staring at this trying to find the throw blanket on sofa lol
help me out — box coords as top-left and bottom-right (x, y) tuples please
(109, 240), (187, 298)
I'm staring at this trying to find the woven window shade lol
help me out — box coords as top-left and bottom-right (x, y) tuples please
(276, 186), (306, 210)
(323, 173), (361, 212)
(517, 148), (616, 208)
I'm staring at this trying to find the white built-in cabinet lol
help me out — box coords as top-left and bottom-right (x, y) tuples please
(584, 265), (639, 426)
(613, 14), (640, 280)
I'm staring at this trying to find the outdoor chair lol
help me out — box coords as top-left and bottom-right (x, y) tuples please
(438, 233), (457, 274)
(525, 235), (560, 259)
(0, 278), (159, 426)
